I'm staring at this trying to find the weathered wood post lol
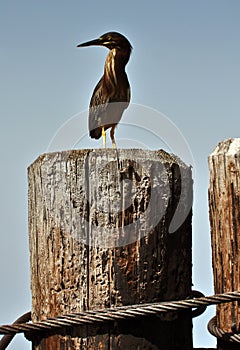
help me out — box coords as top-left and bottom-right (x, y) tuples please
(209, 138), (240, 350)
(28, 149), (193, 349)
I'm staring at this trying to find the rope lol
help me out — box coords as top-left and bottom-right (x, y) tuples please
(208, 316), (240, 343)
(0, 312), (31, 350)
(1, 290), (240, 349)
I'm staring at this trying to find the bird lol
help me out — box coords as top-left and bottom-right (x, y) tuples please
(77, 32), (132, 148)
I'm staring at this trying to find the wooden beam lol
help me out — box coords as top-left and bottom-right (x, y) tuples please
(28, 149), (193, 349)
(209, 139), (240, 350)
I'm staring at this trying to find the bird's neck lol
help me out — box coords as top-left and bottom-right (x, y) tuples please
(103, 48), (130, 89)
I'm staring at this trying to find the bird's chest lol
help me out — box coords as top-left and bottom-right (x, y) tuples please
(103, 54), (129, 100)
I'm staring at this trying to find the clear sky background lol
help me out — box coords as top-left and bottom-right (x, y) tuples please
(0, 1), (240, 348)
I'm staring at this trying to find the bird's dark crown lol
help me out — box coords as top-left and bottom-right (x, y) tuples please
(77, 32), (132, 51)
(98, 32), (132, 50)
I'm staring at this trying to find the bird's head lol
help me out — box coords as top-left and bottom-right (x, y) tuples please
(77, 32), (132, 52)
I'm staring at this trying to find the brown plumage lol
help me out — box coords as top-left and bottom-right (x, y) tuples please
(77, 32), (132, 148)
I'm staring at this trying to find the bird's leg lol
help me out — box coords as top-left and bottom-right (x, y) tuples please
(110, 126), (117, 149)
(102, 126), (106, 148)
(110, 126), (120, 169)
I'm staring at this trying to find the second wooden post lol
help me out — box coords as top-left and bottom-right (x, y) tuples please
(209, 138), (240, 350)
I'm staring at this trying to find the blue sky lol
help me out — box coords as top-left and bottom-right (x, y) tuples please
(0, 1), (240, 348)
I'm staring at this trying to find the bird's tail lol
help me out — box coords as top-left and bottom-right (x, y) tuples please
(90, 127), (102, 139)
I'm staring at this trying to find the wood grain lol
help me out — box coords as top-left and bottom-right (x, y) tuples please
(28, 149), (192, 349)
(209, 139), (240, 349)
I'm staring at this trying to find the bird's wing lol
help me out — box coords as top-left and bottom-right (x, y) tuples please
(89, 77), (109, 137)
(88, 76), (130, 139)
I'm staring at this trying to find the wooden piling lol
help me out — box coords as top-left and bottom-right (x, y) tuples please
(209, 139), (240, 350)
(28, 149), (193, 349)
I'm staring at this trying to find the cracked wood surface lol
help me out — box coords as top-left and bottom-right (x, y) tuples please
(28, 149), (192, 350)
(209, 139), (240, 350)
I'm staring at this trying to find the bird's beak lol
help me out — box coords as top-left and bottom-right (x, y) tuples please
(77, 38), (102, 48)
